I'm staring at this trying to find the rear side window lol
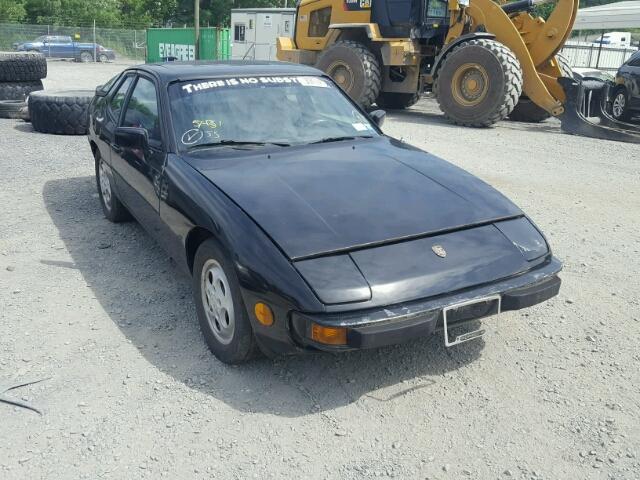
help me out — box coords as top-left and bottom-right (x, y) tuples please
(309, 7), (331, 37)
(109, 75), (134, 121)
(123, 77), (161, 144)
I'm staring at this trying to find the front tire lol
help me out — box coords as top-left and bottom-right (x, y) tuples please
(612, 87), (631, 121)
(95, 154), (131, 222)
(193, 239), (257, 364)
(315, 40), (381, 110)
(435, 39), (523, 127)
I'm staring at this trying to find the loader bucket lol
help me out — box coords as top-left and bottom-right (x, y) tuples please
(558, 77), (640, 144)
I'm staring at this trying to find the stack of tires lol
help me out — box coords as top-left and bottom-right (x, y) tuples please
(0, 51), (47, 120)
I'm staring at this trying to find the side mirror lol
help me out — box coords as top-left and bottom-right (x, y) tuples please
(95, 85), (107, 97)
(369, 109), (386, 128)
(115, 127), (148, 149)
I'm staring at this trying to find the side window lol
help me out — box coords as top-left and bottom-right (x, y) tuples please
(234, 24), (246, 42)
(109, 75), (134, 121)
(308, 7), (331, 37)
(426, 0), (448, 18)
(123, 77), (161, 144)
(630, 55), (640, 67)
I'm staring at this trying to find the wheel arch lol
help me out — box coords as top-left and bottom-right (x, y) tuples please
(185, 226), (218, 274)
(332, 26), (371, 46)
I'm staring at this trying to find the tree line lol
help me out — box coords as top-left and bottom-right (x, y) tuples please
(0, 0), (288, 29)
(0, 0), (633, 29)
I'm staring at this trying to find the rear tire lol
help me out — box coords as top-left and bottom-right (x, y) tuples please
(193, 239), (258, 364)
(79, 51), (93, 63)
(315, 40), (381, 110)
(509, 54), (573, 123)
(95, 154), (131, 223)
(435, 39), (523, 127)
(376, 91), (420, 110)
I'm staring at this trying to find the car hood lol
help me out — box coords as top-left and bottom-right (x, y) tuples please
(187, 137), (522, 260)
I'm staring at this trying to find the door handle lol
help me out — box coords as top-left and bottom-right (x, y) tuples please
(111, 144), (123, 155)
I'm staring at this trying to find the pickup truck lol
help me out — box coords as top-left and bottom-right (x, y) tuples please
(12, 35), (116, 63)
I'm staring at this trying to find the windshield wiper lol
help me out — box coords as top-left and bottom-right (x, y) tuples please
(187, 140), (290, 150)
(310, 135), (373, 144)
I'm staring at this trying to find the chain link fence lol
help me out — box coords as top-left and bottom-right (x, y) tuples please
(0, 22), (146, 62)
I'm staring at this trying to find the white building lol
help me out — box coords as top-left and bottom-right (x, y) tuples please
(230, 8), (296, 61)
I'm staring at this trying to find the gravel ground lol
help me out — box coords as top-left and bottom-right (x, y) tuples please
(1, 60), (639, 480)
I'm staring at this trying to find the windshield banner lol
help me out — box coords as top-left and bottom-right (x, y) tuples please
(180, 76), (329, 95)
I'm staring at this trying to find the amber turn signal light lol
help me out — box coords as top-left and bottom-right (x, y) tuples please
(254, 302), (274, 326)
(311, 323), (347, 345)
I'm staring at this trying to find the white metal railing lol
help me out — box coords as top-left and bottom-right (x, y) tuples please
(560, 42), (638, 71)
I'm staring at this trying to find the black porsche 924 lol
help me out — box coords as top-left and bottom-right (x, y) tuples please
(87, 61), (561, 364)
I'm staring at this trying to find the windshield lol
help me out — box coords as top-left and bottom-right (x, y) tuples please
(169, 75), (379, 150)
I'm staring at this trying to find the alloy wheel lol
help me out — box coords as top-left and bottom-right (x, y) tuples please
(98, 160), (112, 211)
(612, 92), (626, 119)
(201, 259), (235, 345)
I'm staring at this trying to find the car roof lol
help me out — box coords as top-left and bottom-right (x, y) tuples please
(127, 61), (323, 84)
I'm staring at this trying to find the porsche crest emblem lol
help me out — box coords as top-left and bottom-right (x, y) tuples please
(431, 245), (447, 258)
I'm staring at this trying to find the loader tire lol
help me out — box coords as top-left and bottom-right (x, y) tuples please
(0, 51), (47, 82)
(375, 91), (420, 110)
(28, 90), (93, 135)
(315, 41), (381, 110)
(509, 54), (574, 123)
(435, 39), (523, 127)
(0, 80), (44, 101)
(508, 98), (552, 123)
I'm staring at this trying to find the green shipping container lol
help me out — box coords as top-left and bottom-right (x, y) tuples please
(146, 27), (230, 63)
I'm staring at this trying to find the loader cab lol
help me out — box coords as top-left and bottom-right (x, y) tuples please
(370, 0), (449, 39)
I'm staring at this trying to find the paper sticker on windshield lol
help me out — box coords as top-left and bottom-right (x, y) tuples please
(352, 123), (369, 131)
(297, 76), (329, 88)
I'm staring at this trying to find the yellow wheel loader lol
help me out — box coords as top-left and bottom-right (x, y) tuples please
(277, 0), (640, 142)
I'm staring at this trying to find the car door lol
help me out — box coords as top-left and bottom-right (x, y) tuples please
(627, 54), (640, 109)
(48, 36), (67, 58)
(40, 36), (54, 57)
(91, 73), (127, 163)
(110, 74), (169, 243)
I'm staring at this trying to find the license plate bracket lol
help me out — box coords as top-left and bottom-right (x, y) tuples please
(442, 295), (502, 347)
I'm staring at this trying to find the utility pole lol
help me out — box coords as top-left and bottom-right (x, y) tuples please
(93, 19), (97, 63)
(194, 0), (200, 60)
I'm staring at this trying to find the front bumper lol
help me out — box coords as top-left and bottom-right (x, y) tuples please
(289, 257), (562, 352)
